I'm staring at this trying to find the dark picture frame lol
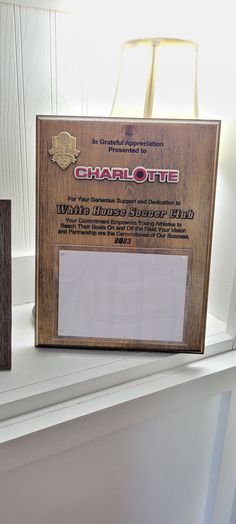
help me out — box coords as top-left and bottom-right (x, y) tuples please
(0, 200), (11, 369)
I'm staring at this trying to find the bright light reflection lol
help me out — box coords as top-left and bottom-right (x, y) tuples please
(152, 44), (196, 118)
(111, 39), (198, 119)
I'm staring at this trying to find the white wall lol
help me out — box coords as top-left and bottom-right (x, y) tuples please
(0, 0), (236, 323)
(1, 359), (236, 524)
(0, 393), (230, 524)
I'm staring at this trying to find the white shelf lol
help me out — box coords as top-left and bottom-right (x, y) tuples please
(0, 303), (233, 428)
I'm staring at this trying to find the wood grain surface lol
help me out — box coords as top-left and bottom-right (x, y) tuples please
(0, 200), (11, 369)
(36, 116), (220, 352)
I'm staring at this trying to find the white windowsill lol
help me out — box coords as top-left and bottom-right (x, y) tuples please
(0, 302), (234, 442)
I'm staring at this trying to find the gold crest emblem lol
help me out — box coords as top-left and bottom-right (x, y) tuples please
(48, 131), (80, 169)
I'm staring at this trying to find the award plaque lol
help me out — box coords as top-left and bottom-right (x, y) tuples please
(0, 200), (11, 369)
(36, 116), (220, 353)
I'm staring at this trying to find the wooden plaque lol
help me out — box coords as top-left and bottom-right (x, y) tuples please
(36, 116), (220, 353)
(0, 200), (11, 369)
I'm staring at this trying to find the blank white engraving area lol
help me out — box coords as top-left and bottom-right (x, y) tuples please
(58, 250), (188, 342)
